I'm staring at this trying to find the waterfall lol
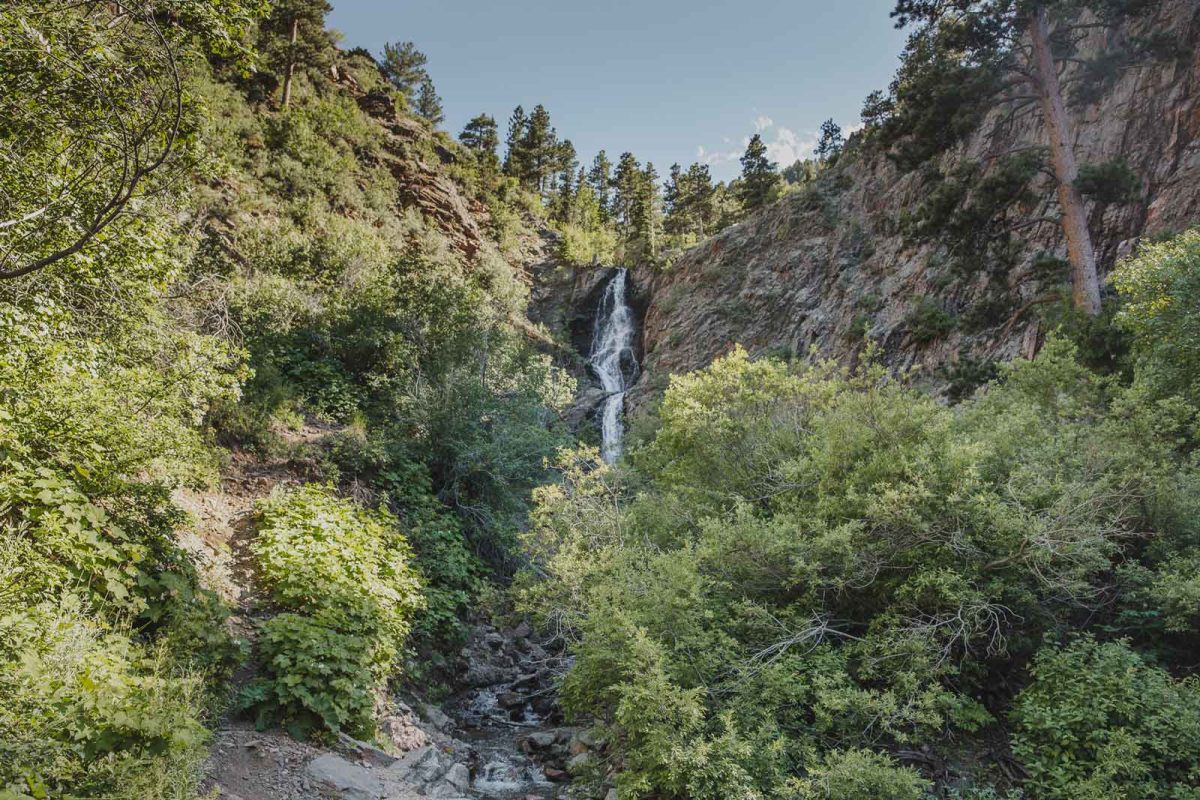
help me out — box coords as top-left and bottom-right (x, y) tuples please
(589, 268), (638, 464)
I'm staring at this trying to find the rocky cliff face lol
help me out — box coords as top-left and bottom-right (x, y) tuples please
(352, 87), (486, 261)
(621, 0), (1200, 412)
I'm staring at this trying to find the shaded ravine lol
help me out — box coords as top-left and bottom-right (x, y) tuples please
(588, 268), (639, 464)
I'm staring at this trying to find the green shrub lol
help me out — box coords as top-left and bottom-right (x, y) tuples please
(1076, 159), (1141, 204)
(906, 297), (956, 344)
(790, 749), (930, 800)
(523, 336), (1200, 797)
(0, 599), (209, 800)
(1112, 229), (1200, 405)
(1011, 638), (1200, 799)
(245, 613), (377, 738)
(242, 485), (423, 737)
(556, 222), (618, 266)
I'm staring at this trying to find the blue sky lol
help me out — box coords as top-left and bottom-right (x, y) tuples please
(327, 1), (909, 181)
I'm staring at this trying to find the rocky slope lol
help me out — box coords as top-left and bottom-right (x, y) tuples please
(351, 85), (485, 260)
(614, 0), (1200, 412)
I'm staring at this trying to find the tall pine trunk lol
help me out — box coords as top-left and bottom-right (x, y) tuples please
(282, 16), (299, 109)
(1029, 6), (1102, 315)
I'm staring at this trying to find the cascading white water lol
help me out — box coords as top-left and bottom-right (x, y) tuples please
(589, 268), (638, 464)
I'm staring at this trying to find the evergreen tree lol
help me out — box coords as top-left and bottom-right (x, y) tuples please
(736, 134), (779, 211)
(861, 89), (894, 128)
(887, 0), (1169, 315)
(415, 76), (443, 126)
(523, 104), (557, 193)
(504, 106), (530, 181)
(685, 163), (716, 236)
(570, 174), (604, 231)
(459, 114), (500, 182)
(665, 162), (718, 242)
(612, 152), (642, 227)
(782, 159), (818, 185)
(588, 150), (613, 220)
(633, 161), (661, 261)
(460, 114), (499, 157)
(258, 0), (333, 108)
(552, 140), (579, 220)
(380, 41), (428, 96)
(815, 118), (844, 162)
(664, 163), (684, 217)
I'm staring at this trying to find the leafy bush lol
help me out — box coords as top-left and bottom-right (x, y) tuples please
(1011, 638), (1200, 799)
(243, 485), (423, 737)
(246, 613), (378, 738)
(906, 297), (956, 344)
(790, 749), (930, 800)
(522, 337), (1200, 798)
(1076, 159), (1141, 204)
(0, 599), (209, 800)
(1112, 229), (1200, 405)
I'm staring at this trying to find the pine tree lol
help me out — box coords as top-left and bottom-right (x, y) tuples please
(815, 118), (844, 162)
(415, 76), (443, 126)
(504, 106), (529, 181)
(570, 174), (604, 231)
(552, 139), (578, 221)
(886, 0), (1169, 315)
(687, 164), (716, 236)
(612, 152), (642, 228)
(635, 162), (661, 260)
(258, 0), (333, 108)
(380, 41), (428, 97)
(460, 114), (499, 156)
(736, 134), (779, 211)
(588, 150), (613, 220)
(523, 105), (557, 193)
(618, 161), (662, 263)
(460, 114), (500, 182)
(782, 159), (818, 185)
(664, 163), (684, 217)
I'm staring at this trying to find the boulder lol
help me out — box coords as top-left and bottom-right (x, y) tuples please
(379, 713), (430, 752)
(419, 703), (454, 732)
(522, 731), (558, 751)
(306, 753), (384, 800)
(443, 762), (471, 792)
(567, 752), (593, 773)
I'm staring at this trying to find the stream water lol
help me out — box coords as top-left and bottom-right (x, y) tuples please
(589, 268), (638, 464)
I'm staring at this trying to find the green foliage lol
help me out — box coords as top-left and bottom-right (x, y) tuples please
(1011, 638), (1200, 799)
(903, 152), (1043, 275)
(242, 485), (423, 737)
(870, 20), (1001, 170)
(737, 134), (780, 211)
(790, 749), (929, 800)
(247, 613), (379, 738)
(0, 1), (262, 279)
(254, 0), (334, 104)
(1076, 159), (1142, 204)
(1112, 229), (1200, 406)
(941, 350), (999, 402)
(522, 332), (1200, 798)
(557, 221), (619, 266)
(906, 297), (956, 343)
(381, 41), (429, 96)
(0, 599), (210, 800)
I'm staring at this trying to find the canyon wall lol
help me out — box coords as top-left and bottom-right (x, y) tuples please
(620, 0), (1200, 411)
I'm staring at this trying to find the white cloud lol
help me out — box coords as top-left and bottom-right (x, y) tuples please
(696, 143), (743, 166)
(765, 126), (818, 166)
(697, 116), (858, 175)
